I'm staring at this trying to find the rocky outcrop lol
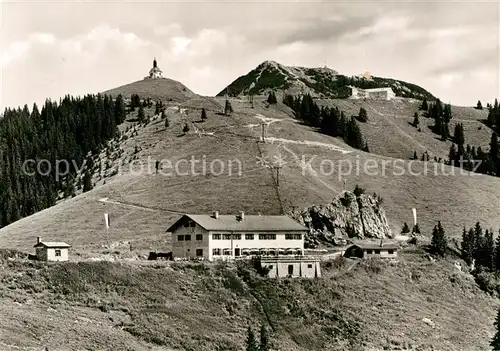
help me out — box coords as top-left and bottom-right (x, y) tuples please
(289, 191), (392, 248)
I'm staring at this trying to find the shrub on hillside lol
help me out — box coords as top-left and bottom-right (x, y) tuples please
(222, 269), (247, 295)
(362, 258), (384, 274)
(474, 270), (500, 296)
(324, 257), (347, 270)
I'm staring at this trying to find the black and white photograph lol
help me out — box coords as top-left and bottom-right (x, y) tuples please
(0, 0), (499, 350)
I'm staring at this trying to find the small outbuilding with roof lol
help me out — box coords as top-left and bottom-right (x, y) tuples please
(343, 240), (398, 259)
(34, 237), (71, 262)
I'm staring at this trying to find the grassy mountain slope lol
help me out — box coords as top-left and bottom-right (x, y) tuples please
(0, 250), (497, 350)
(218, 61), (436, 100)
(319, 98), (493, 160)
(103, 78), (196, 102)
(0, 69), (499, 350)
(0, 94), (499, 254)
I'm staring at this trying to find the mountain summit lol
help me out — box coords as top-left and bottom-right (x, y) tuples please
(218, 60), (435, 100)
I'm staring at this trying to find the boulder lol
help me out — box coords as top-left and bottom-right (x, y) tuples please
(289, 190), (392, 247)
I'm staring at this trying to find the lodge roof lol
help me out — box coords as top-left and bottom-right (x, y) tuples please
(166, 214), (308, 232)
(34, 242), (71, 248)
(349, 242), (399, 250)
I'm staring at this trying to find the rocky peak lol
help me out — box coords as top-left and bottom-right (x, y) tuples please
(288, 190), (392, 248)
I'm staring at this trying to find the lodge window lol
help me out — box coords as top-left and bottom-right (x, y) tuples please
(259, 234), (276, 240)
(55, 249), (61, 257)
(269, 265), (273, 269)
(288, 265), (294, 275)
(212, 234), (221, 240)
(212, 248), (221, 256)
(233, 234), (242, 240)
(222, 234), (232, 240)
(223, 249), (232, 256)
(178, 235), (185, 241)
(285, 234), (302, 240)
(245, 234), (254, 240)
(196, 249), (203, 257)
(185, 235), (191, 241)
(388, 249), (394, 254)
(374, 249), (380, 254)
(307, 264), (312, 268)
(196, 234), (203, 241)
(366, 249), (372, 254)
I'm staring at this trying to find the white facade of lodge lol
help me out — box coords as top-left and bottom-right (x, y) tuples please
(167, 212), (307, 261)
(349, 86), (396, 101)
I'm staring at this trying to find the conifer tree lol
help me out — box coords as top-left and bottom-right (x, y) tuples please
(443, 103), (452, 124)
(430, 221), (447, 257)
(453, 123), (465, 146)
(461, 226), (474, 265)
(484, 229), (495, 270)
(362, 142), (370, 152)
(413, 112), (419, 127)
(401, 222), (410, 234)
(358, 107), (368, 122)
(245, 327), (259, 351)
(476, 100), (483, 110)
(131, 94), (141, 108)
(346, 117), (364, 149)
(183, 124), (190, 133)
(114, 95), (126, 124)
(420, 98), (428, 111)
(413, 151), (418, 160)
(259, 325), (270, 351)
(138, 105), (145, 123)
(496, 231), (500, 272)
(491, 308), (500, 350)
(489, 132), (499, 176)
(201, 108), (207, 121)
(82, 170), (93, 193)
(473, 222), (484, 266)
(224, 99), (233, 115)
(412, 223), (421, 234)
(267, 91), (277, 104)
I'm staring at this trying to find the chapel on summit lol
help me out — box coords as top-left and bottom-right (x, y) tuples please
(145, 57), (163, 79)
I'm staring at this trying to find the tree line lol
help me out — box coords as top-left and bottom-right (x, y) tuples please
(0, 94), (126, 228)
(447, 124), (500, 178)
(419, 98), (500, 178)
(461, 222), (500, 272)
(283, 94), (369, 151)
(422, 98), (453, 140)
(486, 99), (500, 135)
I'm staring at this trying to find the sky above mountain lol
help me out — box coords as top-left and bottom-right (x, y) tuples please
(1, 0), (498, 109)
